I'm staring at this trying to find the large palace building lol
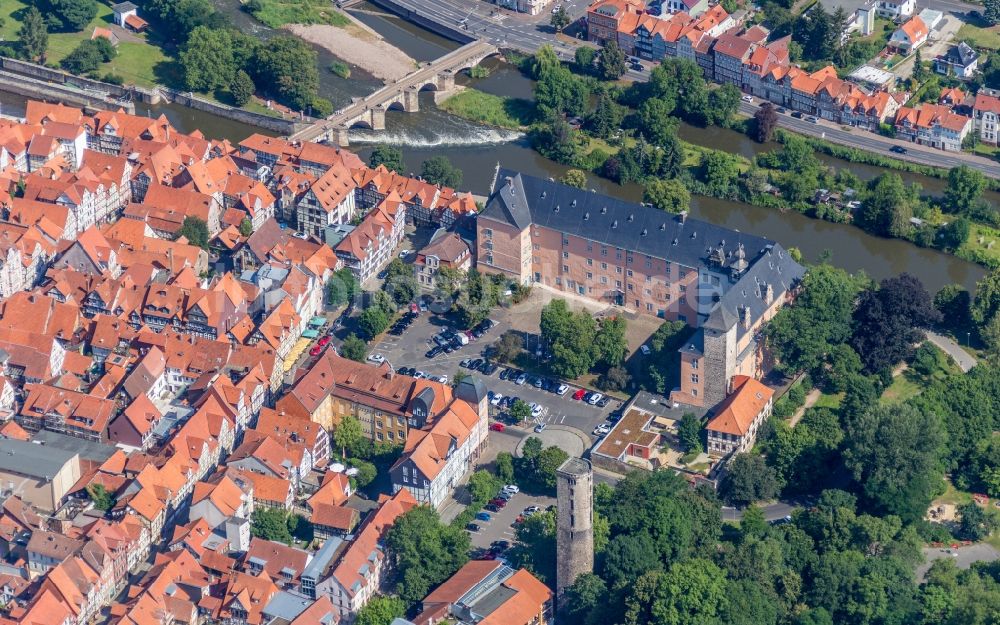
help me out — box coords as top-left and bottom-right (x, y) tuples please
(477, 170), (804, 407)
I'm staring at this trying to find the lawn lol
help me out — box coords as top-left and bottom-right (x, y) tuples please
(961, 222), (1000, 266)
(247, 0), (350, 28)
(881, 374), (923, 404)
(439, 88), (535, 130)
(814, 392), (843, 410)
(957, 23), (1000, 51)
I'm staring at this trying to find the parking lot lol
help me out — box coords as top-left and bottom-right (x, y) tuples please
(369, 305), (621, 444)
(466, 490), (556, 551)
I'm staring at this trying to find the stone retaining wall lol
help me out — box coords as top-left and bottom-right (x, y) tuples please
(159, 89), (306, 134)
(0, 69), (131, 112)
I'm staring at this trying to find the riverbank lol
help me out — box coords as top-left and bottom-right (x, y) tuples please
(286, 18), (417, 81)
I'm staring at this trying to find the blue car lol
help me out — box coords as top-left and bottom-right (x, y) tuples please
(475, 512), (492, 522)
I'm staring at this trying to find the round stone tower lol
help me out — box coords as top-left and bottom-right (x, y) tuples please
(556, 457), (593, 604)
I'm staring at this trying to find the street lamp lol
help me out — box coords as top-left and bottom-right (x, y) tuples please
(967, 332), (971, 347)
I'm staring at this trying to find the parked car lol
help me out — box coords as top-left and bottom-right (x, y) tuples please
(461, 359), (473, 368)
(491, 540), (511, 551)
(587, 392), (604, 405)
(777, 106), (787, 114)
(639, 344), (651, 355)
(309, 345), (322, 357)
(533, 423), (547, 433)
(425, 346), (443, 359)
(593, 422), (612, 436)
(437, 375), (449, 384)
(318, 336), (331, 347)
(469, 358), (484, 370)
(490, 422), (505, 432)
(466, 523), (480, 532)
(413, 370), (426, 379)
(597, 396), (611, 408)
(485, 503), (500, 513)
(499, 368), (512, 380)
(741, 95), (753, 103)
(555, 383), (569, 396)
(523, 505), (541, 515)
(475, 512), (492, 522)
(530, 403), (543, 418)
(490, 498), (508, 508)
(533, 377), (544, 388)
(806, 115), (819, 123)
(483, 362), (499, 375)
(515, 373), (528, 385)
(367, 353), (385, 364)
(490, 393), (504, 406)
(791, 111), (803, 119)
(572, 388), (587, 400)
(502, 484), (520, 494)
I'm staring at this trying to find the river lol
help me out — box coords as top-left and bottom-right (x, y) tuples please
(0, 3), (986, 293)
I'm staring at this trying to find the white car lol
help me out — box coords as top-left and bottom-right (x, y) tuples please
(413, 371), (425, 379)
(530, 402), (543, 418)
(593, 423), (612, 436)
(398, 249), (412, 259)
(437, 375), (449, 384)
(555, 383), (569, 396)
(587, 392), (604, 405)
(741, 95), (753, 103)
(502, 484), (520, 494)
(515, 373), (527, 385)
(367, 353), (386, 364)
(639, 344), (651, 355)
(293, 231), (309, 240)
(490, 393), (504, 407)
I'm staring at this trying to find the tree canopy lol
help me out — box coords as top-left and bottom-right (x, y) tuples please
(384, 506), (469, 603)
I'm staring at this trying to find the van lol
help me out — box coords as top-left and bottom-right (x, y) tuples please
(455, 333), (470, 345)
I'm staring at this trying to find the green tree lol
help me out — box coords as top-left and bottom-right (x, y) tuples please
(560, 169), (588, 188)
(18, 7), (48, 62)
(181, 27), (235, 92)
(496, 452), (515, 484)
(719, 453), (781, 507)
(384, 506), (470, 603)
(508, 510), (557, 583)
(510, 399), (532, 423)
(766, 264), (868, 376)
(86, 483), (116, 511)
(700, 151), (742, 196)
(944, 165), (986, 214)
(706, 84), (741, 127)
(594, 315), (628, 368)
(349, 458), (377, 489)
(644, 178), (690, 213)
(340, 333), (367, 362)
(858, 172), (912, 238)
(230, 69), (255, 106)
(421, 156), (463, 188)
(251, 35), (320, 111)
(251, 508), (293, 543)
(333, 414), (365, 459)
(540, 298), (598, 378)
(677, 413), (702, 454)
(562, 574), (610, 625)
(843, 402), (943, 523)
(939, 217), (971, 251)
(912, 48), (927, 81)
(238, 217), (253, 237)
(178, 216), (210, 250)
(467, 469), (502, 504)
(47, 0), (98, 32)
(550, 5), (570, 31)
(286, 512), (313, 542)
(490, 330), (524, 363)
(596, 39), (627, 80)
(934, 283), (972, 331)
(369, 145), (404, 172)
(638, 98), (678, 146)
(327, 268), (360, 306)
(384, 258), (418, 306)
(574, 46), (596, 73)
(514, 437), (568, 494)
(585, 93), (627, 139)
(359, 306), (390, 340)
(648, 559), (729, 625)
(957, 502), (999, 541)
(60, 39), (105, 73)
(354, 596), (406, 625)
(988, 0), (1000, 25)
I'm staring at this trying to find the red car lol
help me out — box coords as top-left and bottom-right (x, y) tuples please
(318, 336), (331, 347)
(410, 302), (419, 313)
(490, 498), (508, 508)
(309, 345), (322, 357)
(490, 423), (505, 432)
(572, 388), (587, 400)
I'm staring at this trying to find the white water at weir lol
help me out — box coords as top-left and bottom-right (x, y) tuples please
(348, 125), (524, 147)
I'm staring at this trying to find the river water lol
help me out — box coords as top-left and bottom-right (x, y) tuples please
(0, 3), (986, 293)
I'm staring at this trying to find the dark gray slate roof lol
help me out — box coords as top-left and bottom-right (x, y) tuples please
(943, 42), (979, 66)
(0, 439), (77, 479)
(455, 376), (488, 406)
(482, 169), (775, 271)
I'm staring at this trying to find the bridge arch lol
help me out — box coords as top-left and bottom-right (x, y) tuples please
(349, 120), (373, 130)
(387, 101), (405, 112)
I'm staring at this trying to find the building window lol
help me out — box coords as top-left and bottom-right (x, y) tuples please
(627, 270), (633, 277)
(563, 252), (569, 259)
(691, 360), (699, 369)
(691, 374), (699, 384)
(586, 272), (593, 280)
(616, 266), (622, 274)
(601, 277), (608, 284)
(563, 265), (569, 272)
(533, 244), (539, 251)
(601, 247), (608, 256)
(483, 228), (493, 237)
(587, 258), (593, 266)
(601, 262), (607, 270)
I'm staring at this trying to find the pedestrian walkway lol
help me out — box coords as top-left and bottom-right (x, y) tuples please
(927, 331), (977, 373)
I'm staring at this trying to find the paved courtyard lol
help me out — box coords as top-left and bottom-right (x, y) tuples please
(465, 491), (557, 551)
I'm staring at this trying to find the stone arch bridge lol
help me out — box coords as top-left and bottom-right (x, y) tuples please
(290, 40), (499, 146)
